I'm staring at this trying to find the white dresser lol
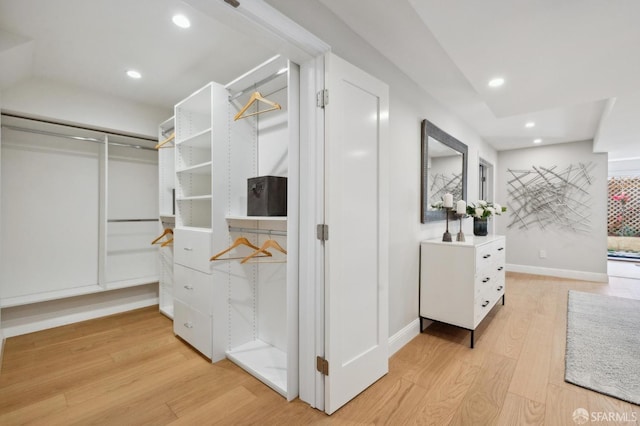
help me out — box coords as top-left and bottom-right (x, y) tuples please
(419, 235), (506, 348)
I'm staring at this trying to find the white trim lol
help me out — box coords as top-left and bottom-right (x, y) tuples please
(388, 319), (420, 357)
(507, 263), (609, 283)
(1, 297), (158, 338)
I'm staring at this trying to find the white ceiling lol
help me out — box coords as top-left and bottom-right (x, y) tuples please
(319, 0), (640, 159)
(0, 0), (276, 110)
(1, 0), (639, 159)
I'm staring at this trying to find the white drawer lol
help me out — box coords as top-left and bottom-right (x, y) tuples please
(174, 228), (212, 273)
(476, 239), (506, 270)
(174, 264), (214, 314)
(474, 293), (497, 328)
(174, 300), (212, 359)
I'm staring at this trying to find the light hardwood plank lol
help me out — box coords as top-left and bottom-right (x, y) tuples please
(1, 274), (638, 424)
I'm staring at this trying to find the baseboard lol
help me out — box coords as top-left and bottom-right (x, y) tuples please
(507, 264), (609, 283)
(2, 297), (158, 338)
(388, 318), (421, 357)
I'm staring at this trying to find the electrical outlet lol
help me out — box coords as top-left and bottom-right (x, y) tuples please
(539, 249), (547, 259)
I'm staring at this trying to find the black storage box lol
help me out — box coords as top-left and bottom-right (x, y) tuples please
(247, 176), (287, 216)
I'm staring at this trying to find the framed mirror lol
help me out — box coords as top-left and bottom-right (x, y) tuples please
(421, 119), (468, 223)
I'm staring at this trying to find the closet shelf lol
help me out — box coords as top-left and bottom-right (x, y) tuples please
(226, 339), (287, 397)
(176, 128), (212, 148)
(176, 161), (212, 175)
(0, 275), (159, 308)
(226, 215), (287, 222)
(176, 195), (213, 201)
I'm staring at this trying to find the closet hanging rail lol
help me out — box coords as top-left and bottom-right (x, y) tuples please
(228, 226), (287, 237)
(108, 218), (159, 223)
(228, 67), (288, 101)
(1, 124), (157, 151)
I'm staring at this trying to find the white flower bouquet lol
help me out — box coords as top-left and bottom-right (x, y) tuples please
(466, 200), (506, 218)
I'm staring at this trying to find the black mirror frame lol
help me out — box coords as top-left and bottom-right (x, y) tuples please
(421, 119), (468, 223)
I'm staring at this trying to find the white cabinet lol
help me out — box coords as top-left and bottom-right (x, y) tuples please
(419, 235), (506, 348)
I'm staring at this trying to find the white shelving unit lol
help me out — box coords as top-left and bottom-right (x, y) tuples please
(158, 116), (175, 319)
(164, 57), (299, 400)
(172, 82), (229, 360)
(220, 56), (299, 401)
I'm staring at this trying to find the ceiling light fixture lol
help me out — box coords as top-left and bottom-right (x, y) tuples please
(525, 122), (535, 128)
(172, 14), (191, 28)
(126, 70), (142, 79)
(533, 138), (542, 144)
(488, 77), (505, 88)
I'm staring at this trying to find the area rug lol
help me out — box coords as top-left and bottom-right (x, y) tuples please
(565, 290), (640, 405)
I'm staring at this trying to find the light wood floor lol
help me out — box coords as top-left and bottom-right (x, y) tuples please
(1, 272), (639, 425)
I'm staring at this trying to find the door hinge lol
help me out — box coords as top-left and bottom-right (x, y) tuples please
(317, 224), (329, 241)
(316, 89), (329, 108)
(316, 356), (329, 376)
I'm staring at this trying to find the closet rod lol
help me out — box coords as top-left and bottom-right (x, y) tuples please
(228, 67), (288, 101)
(1, 125), (157, 152)
(1, 112), (156, 142)
(228, 226), (287, 237)
(107, 219), (159, 223)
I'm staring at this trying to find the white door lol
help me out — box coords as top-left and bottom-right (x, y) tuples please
(324, 53), (389, 415)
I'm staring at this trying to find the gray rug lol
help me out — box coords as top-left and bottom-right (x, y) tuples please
(565, 290), (640, 405)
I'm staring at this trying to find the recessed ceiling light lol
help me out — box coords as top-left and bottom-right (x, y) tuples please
(488, 77), (505, 88)
(126, 70), (142, 79)
(533, 138), (542, 144)
(525, 122), (535, 128)
(172, 14), (191, 28)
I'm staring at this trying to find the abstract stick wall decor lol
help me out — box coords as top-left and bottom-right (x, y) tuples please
(506, 162), (595, 232)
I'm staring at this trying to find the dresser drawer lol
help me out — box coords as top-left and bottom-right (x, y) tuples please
(174, 228), (212, 273)
(476, 239), (505, 270)
(174, 264), (214, 314)
(174, 300), (212, 359)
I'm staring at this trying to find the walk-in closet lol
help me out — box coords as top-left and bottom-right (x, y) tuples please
(159, 55), (298, 399)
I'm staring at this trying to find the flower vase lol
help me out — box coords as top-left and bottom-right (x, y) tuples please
(473, 217), (488, 236)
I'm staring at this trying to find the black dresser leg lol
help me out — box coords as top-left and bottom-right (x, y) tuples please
(470, 330), (474, 349)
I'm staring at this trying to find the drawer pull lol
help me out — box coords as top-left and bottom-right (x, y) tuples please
(184, 285), (194, 290)
(482, 277), (491, 283)
(184, 322), (194, 329)
(497, 247), (504, 251)
(497, 266), (504, 271)
(482, 300), (490, 307)
(183, 247), (193, 251)
(483, 254), (491, 259)
(497, 285), (503, 291)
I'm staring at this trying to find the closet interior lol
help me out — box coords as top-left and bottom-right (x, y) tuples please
(158, 55), (299, 400)
(0, 116), (159, 309)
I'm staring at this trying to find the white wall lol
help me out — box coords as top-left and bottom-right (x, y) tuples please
(496, 141), (608, 281)
(2, 77), (170, 138)
(267, 0), (498, 336)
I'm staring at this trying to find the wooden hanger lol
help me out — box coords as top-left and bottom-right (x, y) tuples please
(234, 92), (281, 121)
(241, 239), (287, 264)
(160, 238), (173, 247)
(151, 228), (173, 245)
(155, 132), (175, 149)
(210, 237), (272, 261)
